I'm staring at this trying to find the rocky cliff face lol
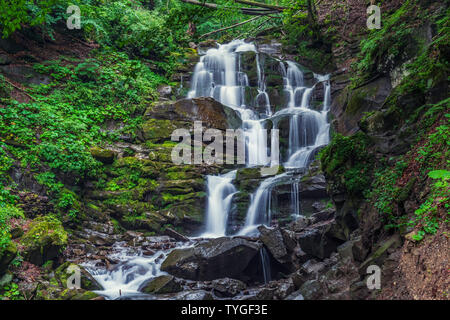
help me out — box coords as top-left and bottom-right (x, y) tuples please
(301, 0), (449, 299)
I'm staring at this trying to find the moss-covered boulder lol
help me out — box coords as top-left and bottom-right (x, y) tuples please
(90, 146), (117, 164)
(51, 262), (102, 291)
(138, 275), (182, 294)
(0, 242), (17, 275)
(35, 282), (100, 300)
(21, 215), (68, 266)
(141, 118), (179, 143)
(331, 77), (391, 135)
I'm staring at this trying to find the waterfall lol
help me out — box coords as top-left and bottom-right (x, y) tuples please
(188, 40), (331, 237)
(239, 173), (288, 235)
(260, 247), (272, 284)
(84, 40), (332, 298)
(82, 243), (181, 300)
(291, 180), (300, 218)
(202, 170), (237, 237)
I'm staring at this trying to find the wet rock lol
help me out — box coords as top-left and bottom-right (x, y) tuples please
(331, 76), (392, 136)
(296, 219), (342, 260)
(53, 262), (103, 291)
(299, 279), (323, 300)
(309, 208), (335, 224)
(172, 290), (214, 300)
(164, 227), (190, 242)
(289, 216), (310, 232)
(293, 246), (312, 264)
(300, 173), (328, 198)
(258, 226), (289, 264)
(274, 278), (295, 299)
(139, 275), (182, 294)
(255, 287), (277, 300)
(142, 250), (155, 256)
(161, 237), (262, 281)
(285, 289), (304, 300)
(212, 278), (246, 297)
(281, 229), (297, 252)
(197, 39), (219, 54)
(290, 268), (308, 289)
(312, 201), (327, 212)
(301, 259), (326, 276)
(157, 85), (173, 98)
(349, 280), (372, 300)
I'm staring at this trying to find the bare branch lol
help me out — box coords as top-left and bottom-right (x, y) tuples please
(199, 16), (262, 38)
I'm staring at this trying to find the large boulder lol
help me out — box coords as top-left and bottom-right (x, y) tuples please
(21, 215), (68, 266)
(161, 237), (262, 281)
(52, 262), (102, 291)
(145, 97), (242, 130)
(257, 226), (290, 264)
(296, 218), (343, 260)
(34, 281), (100, 300)
(90, 146), (117, 164)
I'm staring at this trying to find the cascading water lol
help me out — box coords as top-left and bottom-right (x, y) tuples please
(82, 242), (188, 300)
(84, 40), (332, 299)
(202, 170), (237, 237)
(260, 247), (272, 284)
(189, 40), (332, 237)
(291, 180), (300, 218)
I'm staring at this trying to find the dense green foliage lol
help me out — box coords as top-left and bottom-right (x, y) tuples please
(320, 132), (373, 197)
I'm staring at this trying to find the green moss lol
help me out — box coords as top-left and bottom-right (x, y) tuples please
(21, 215), (67, 248)
(346, 85), (377, 115)
(0, 242), (17, 275)
(142, 119), (177, 142)
(90, 146), (116, 164)
(320, 132), (374, 196)
(21, 215), (67, 265)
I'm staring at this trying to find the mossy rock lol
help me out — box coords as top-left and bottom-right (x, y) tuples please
(0, 242), (17, 275)
(139, 275), (182, 294)
(114, 156), (145, 169)
(52, 262), (102, 291)
(141, 118), (177, 143)
(116, 208), (167, 233)
(21, 215), (68, 266)
(90, 146), (117, 164)
(236, 167), (261, 181)
(35, 282), (100, 300)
